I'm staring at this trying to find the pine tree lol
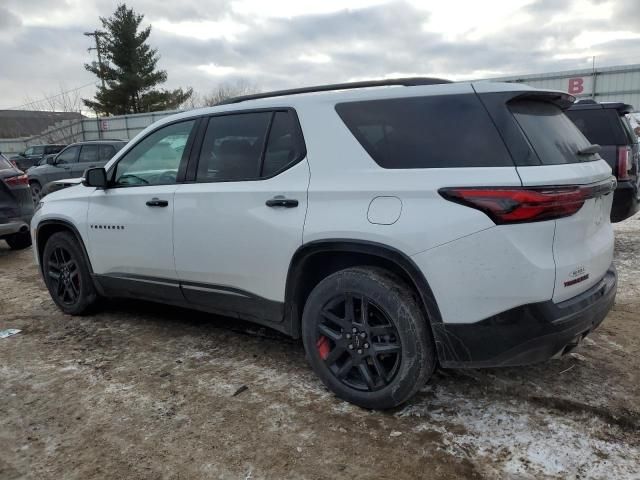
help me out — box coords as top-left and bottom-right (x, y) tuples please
(83, 4), (192, 115)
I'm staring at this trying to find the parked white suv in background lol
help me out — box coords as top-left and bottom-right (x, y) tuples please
(31, 78), (617, 409)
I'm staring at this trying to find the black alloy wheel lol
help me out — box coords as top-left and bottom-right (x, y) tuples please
(47, 246), (81, 305)
(316, 293), (401, 392)
(42, 231), (97, 315)
(302, 267), (435, 409)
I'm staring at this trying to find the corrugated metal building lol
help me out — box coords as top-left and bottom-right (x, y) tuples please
(490, 64), (640, 111)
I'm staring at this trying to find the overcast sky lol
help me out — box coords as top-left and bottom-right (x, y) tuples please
(0, 0), (638, 110)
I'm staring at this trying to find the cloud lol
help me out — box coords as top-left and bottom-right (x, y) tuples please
(0, 5), (21, 30)
(0, 0), (636, 110)
(610, 0), (640, 31)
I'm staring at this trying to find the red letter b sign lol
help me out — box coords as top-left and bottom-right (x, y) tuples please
(568, 77), (584, 94)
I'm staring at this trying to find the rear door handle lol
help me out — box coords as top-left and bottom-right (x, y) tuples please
(265, 197), (298, 208)
(146, 198), (169, 207)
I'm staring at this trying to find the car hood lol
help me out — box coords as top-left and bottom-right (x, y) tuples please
(51, 177), (83, 186)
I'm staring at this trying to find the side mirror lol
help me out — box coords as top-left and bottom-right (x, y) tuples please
(83, 167), (108, 188)
(46, 156), (56, 165)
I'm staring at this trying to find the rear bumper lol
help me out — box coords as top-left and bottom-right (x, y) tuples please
(611, 180), (639, 222)
(0, 217), (31, 238)
(434, 265), (617, 368)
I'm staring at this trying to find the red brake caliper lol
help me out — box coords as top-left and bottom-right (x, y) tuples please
(316, 336), (330, 360)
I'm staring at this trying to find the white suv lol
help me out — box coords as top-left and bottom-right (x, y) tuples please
(31, 78), (617, 409)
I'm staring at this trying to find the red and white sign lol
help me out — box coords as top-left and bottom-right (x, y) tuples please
(567, 76), (593, 95)
(100, 119), (109, 131)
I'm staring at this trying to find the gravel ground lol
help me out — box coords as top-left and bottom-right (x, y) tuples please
(1, 216), (639, 480)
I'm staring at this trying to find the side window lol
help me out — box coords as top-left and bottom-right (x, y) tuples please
(113, 120), (195, 187)
(79, 145), (99, 163)
(336, 94), (513, 168)
(98, 145), (116, 161)
(196, 112), (271, 182)
(33, 146), (45, 155)
(262, 111), (305, 177)
(24, 147), (34, 156)
(56, 146), (80, 164)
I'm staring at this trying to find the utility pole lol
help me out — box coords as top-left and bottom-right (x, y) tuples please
(85, 30), (107, 132)
(84, 30), (107, 90)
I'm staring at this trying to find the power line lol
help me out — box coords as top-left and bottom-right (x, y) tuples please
(1, 82), (96, 110)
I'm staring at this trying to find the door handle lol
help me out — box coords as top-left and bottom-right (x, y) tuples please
(265, 197), (298, 208)
(146, 198), (169, 207)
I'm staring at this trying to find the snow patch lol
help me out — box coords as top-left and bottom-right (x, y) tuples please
(398, 386), (640, 479)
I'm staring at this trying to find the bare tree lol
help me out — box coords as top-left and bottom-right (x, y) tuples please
(22, 85), (85, 113)
(20, 85), (86, 144)
(182, 90), (204, 110)
(199, 80), (260, 107)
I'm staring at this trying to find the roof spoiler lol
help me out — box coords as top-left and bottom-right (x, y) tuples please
(508, 91), (576, 110)
(573, 99), (634, 114)
(616, 103), (634, 114)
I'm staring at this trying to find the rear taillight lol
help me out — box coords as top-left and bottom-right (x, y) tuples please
(4, 174), (29, 187)
(617, 146), (632, 181)
(439, 179), (616, 224)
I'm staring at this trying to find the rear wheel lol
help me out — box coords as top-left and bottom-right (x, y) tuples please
(30, 181), (42, 204)
(5, 231), (32, 250)
(42, 231), (97, 315)
(302, 267), (435, 409)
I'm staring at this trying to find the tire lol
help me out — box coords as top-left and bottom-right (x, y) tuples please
(30, 181), (42, 204)
(5, 231), (32, 250)
(302, 267), (436, 409)
(42, 231), (97, 315)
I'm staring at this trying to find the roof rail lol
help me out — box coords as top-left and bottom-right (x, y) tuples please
(218, 77), (452, 105)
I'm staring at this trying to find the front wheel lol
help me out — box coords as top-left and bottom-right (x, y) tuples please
(302, 267), (436, 409)
(42, 231), (97, 315)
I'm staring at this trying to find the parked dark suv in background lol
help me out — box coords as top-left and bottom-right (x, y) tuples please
(10, 144), (66, 171)
(0, 154), (33, 249)
(567, 100), (639, 222)
(27, 139), (127, 202)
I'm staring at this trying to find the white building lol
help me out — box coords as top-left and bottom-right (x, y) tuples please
(491, 64), (640, 111)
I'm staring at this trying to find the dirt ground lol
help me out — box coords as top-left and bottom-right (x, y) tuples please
(1, 217), (639, 480)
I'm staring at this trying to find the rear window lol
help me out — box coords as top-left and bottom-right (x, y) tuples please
(510, 100), (593, 165)
(0, 154), (14, 170)
(565, 108), (628, 146)
(335, 94), (513, 168)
